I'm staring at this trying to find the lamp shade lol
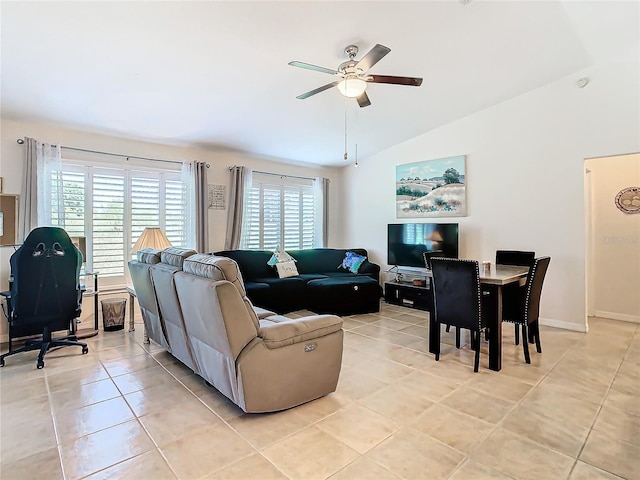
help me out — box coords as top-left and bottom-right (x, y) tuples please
(131, 227), (172, 253)
(337, 76), (367, 98)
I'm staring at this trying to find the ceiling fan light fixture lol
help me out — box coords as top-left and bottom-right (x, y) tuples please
(337, 76), (367, 98)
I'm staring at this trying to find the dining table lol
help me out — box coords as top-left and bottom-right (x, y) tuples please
(426, 263), (530, 371)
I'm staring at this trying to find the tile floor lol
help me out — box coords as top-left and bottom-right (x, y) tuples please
(1, 303), (638, 480)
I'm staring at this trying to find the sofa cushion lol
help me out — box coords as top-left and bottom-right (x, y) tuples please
(275, 260), (298, 278)
(161, 247), (197, 267)
(214, 250), (275, 281)
(137, 248), (162, 264)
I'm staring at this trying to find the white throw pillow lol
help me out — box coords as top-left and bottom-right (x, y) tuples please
(275, 261), (298, 278)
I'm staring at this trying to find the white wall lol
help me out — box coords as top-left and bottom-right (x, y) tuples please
(586, 153), (640, 322)
(0, 119), (345, 338)
(342, 62), (640, 332)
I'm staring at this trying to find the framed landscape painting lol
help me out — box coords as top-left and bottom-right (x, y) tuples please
(396, 155), (467, 218)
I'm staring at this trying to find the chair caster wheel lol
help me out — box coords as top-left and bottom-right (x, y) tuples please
(82, 346), (89, 354)
(0, 359), (4, 367)
(37, 359), (44, 369)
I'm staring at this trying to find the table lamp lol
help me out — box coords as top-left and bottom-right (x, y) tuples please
(131, 227), (172, 254)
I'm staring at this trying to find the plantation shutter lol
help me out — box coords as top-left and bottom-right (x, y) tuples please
(240, 172), (318, 250)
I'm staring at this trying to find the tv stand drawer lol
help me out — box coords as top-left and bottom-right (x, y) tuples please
(384, 282), (432, 312)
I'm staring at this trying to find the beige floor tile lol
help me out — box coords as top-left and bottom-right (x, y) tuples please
(228, 408), (310, 449)
(385, 345), (433, 370)
(1, 414), (58, 463)
(125, 381), (197, 417)
(198, 389), (246, 421)
(520, 387), (601, 430)
(372, 317), (419, 332)
(359, 383), (434, 425)
(60, 419), (155, 480)
(111, 365), (176, 395)
(101, 352), (161, 377)
(501, 403), (591, 457)
(335, 367), (389, 401)
(293, 393), (352, 423)
(366, 427), (465, 479)
(448, 458), (514, 480)
(580, 430), (640, 480)
(316, 404), (398, 454)
(465, 369), (533, 402)
(472, 428), (574, 480)
(139, 399), (224, 446)
(396, 370), (463, 402)
(412, 403), (495, 454)
(49, 377), (121, 413)
(83, 450), (177, 480)
(0, 446), (63, 480)
(261, 426), (359, 480)
(160, 423), (255, 479)
(46, 363), (109, 390)
(206, 453), (287, 479)
(611, 372), (640, 396)
(592, 405), (640, 446)
(350, 356), (415, 383)
(604, 388), (640, 416)
(441, 385), (516, 424)
(329, 457), (401, 479)
(55, 396), (135, 443)
(568, 461), (628, 480)
(0, 377), (48, 404)
(537, 371), (609, 405)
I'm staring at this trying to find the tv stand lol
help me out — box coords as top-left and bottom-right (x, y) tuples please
(384, 281), (432, 312)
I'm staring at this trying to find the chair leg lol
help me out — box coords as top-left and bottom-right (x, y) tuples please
(473, 331), (480, 373)
(515, 324), (520, 345)
(533, 320), (542, 353)
(455, 327), (461, 349)
(445, 324), (451, 333)
(521, 324), (530, 364)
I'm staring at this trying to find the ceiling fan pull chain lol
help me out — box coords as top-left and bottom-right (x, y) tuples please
(344, 100), (348, 161)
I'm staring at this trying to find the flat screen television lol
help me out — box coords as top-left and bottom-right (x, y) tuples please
(388, 223), (459, 268)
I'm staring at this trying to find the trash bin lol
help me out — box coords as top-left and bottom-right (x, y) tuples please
(101, 298), (127, 331)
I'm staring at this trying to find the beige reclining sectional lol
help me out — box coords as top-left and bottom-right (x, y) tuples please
(128, 248), (344, 413)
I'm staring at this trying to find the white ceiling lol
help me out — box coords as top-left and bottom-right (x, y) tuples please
(1, 1), (638, 167)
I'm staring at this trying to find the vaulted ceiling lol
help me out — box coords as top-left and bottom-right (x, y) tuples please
(1, 1), (638, 167)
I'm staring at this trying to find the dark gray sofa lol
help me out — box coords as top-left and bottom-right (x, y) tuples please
(213, 248), (382, 315)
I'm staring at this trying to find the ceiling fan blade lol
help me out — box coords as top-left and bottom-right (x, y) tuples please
(367, 75), (423, 86)
(356, 92), (371, 108)
(355, 44), (391, 73)
(289, 61), (340, 76)
(296, 81), (340, 100)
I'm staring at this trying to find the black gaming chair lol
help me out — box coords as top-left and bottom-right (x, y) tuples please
(0, 227), (88, 368)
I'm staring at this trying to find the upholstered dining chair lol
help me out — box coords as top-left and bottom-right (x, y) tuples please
(423, 251), (460, 347)
(502, 256), (551, 364)
(495, 250), (535, 344)
(430, 258), (488, 372)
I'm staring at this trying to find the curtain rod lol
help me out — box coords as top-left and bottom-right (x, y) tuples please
(228, 165), (314, 181)
(16, 138), (210, 168)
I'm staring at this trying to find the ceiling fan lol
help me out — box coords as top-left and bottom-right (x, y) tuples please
(289, 44), (423, 108)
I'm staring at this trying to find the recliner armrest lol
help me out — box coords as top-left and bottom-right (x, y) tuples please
(258, 315), (343, 349)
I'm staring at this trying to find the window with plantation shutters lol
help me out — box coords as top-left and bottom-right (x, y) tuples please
(49, 160), (189, 286)
(240, 173), (319, 251)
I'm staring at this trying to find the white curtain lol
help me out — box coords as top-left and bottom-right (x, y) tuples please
(181, 161), (208, 252)
(19, 137), (61, 241)
(314, 177), (329, 247)
(225, 166), (252, 250)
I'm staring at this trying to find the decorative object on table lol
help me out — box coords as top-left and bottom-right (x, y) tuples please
(396, 155), (466, 218)
(208, 184), (226, 210)
(615, 187), (640, 214)
(0, 227), (88, 368)
(131, 227), (172, 254)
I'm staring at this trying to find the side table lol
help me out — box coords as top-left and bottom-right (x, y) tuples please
(126, 285), (148, 343)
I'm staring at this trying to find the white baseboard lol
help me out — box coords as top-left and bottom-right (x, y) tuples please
(539, 317), (587, 333)
(594, 311), (640, 324)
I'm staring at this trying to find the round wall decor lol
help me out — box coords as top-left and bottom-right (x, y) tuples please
(615, 187), (640, 214)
